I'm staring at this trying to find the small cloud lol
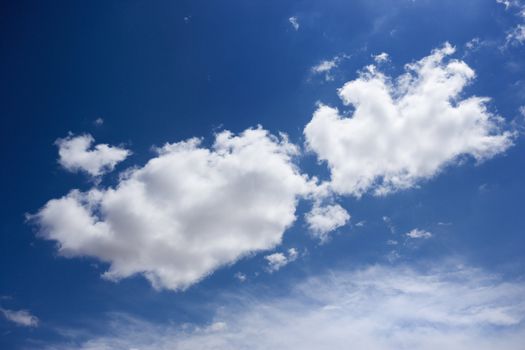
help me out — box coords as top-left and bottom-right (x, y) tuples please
(55, 133), (131, 177)
(265, 248), (298, 273)
(311, 55), (350, 81)
(289, 16), (299, 30)
(437, 222), (453, 226)
(382, 216), (396, 234)
(372, 52), (389, 64)
(184, 16), (191, 23)
(505, 25), (525, 46)
(0, 308), (39, 327)
(405, 228), (432, 239)
(94, 117), (104, 126)
(355, 220), (366, 227)
(234, 272), (247, 282)
(305, 204), (350, 242)
(478, 183), (490, 192)
(386, 239), (398, 245)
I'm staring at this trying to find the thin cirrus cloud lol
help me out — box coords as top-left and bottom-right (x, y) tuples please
(45, 264), (525, 350)
(56, 133), (130, 177)
(34, 128), (315, 291)
(304, 43), (514, 197)
(0, 308), (39, 327)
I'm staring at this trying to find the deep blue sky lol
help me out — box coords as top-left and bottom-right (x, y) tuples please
(1, 0), (525, 349)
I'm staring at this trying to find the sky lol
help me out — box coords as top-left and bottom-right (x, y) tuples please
(1, 0), (525, 349)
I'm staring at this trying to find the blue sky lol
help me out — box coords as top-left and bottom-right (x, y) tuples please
(1, 0), (525, 349)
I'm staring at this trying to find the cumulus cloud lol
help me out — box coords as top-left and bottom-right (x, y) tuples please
(288, 16), (299, 30)
(56, 134), (130, 177)
(304, 43), (514, 197)
(305, 204), (350, 241)
(1, 308), (39, 327)
(265, 248), (298, 272)
(34, 128), (314, 291)
(45, 264), (525, 350)
(405, 228), (432, 239)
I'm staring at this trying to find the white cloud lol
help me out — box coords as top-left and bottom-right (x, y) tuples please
(305, 204), (350, 241)
(1, 308), (39, 327)
(94, 117), (104, 126)
(405, 228), (432, 239)
(506, 24), (525, 45)
(46, 264), (525, 350)
(56, 134), (130, 177)
(311, 55), (349, 81)
(34, 128), (314, 291)
(265, 248), (298, 272)
(497, 0), (525, 46)
(304, 43), (514, 197)
(497, 0), (523, 10)
(373, 52), (389, 63)
(312, 59), (338, 74)
(289, 16), (299, 30)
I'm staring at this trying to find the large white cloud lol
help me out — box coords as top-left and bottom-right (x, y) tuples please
(304, 43), (514, 196)
(46, 264), (525, 350)
(56, 134), (130, 177)
(34, 128), (314, 290)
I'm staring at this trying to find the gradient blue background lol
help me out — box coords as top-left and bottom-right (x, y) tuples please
(1, 0), (524, 348)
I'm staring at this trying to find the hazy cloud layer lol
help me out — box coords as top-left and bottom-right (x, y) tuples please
(47, 264), (525, 350)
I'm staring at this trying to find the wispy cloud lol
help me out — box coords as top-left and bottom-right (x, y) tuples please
(1, 308), (39, 327)
(45, 263), (525, 350)
(288, 16), (299, 31)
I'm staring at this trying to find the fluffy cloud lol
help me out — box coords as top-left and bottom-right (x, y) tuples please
(265, 248), (298, 272)
(305, 204), (350, 241)
(46, 264), (525, 350)
(34, 128), (314, 291)
(406, 228), (432, 239)
(304, 43), (514, 196)
(0, 308), (39, 327)
(56, 134), (130, 177)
